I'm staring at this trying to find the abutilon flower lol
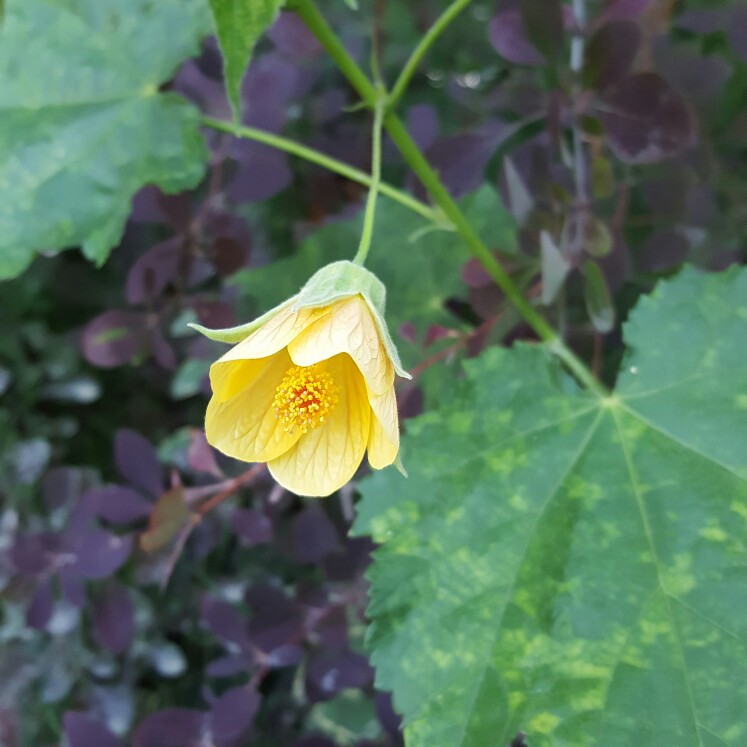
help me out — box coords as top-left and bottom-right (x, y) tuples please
(192, 262), (409, 497)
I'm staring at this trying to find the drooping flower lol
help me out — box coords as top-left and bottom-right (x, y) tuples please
(192, 262), (409, 497)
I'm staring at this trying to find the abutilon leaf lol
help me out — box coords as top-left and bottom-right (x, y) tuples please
(355, 266), (747, 747)
(0, 0), (209, 279)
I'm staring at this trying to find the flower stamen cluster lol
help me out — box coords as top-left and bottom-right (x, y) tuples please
(273, 364), (339, 434)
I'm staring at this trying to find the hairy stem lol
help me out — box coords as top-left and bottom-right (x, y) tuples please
(353, 88), (385, 265)
(291, 0), (607, 396)
(201, 116), (436, 222)
(388, 0), (475, 110)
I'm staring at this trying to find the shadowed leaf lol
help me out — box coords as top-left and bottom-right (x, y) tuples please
(583, 20), (642, 90)
(600, 73), (696, 164)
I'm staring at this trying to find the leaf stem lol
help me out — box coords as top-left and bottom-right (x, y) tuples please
(201, 116), (436, 223)
(353, 87), (385, 265)
(388, 0), (475, 110)
(290, 0), (607, 397)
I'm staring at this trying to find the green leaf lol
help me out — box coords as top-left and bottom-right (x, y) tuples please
(232, 185), (516, 366)
(208, 0), (285, 121)
(355, 266), (747, 747)
(582, 259), (615, 332)
(0, 0), (209, 280)
(140, 487), (190, 554)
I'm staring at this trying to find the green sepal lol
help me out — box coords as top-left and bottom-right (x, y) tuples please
(294, 260), (410, 380)
(189, 260), (410, 380)
(188, 296), (297, 344)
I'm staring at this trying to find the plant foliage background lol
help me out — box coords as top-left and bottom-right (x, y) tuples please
(1, 0), (746, 746)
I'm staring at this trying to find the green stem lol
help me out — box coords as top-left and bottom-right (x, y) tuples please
(388, 0), (475, 110)
(353, 88), (385, 265)
(201, 116), (436, 223)
(290, 0), (607, 397)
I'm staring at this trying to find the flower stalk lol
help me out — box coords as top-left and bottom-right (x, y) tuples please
(353, 86), (385, 266)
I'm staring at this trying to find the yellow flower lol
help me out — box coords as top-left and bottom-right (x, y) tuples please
(203, 287), (406, 497)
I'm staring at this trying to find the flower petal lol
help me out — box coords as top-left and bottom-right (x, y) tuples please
(367, 385), (399, 469)
(268, 354), (370, 497)
(210, 358), (270, 403)
(206, 350), (302, 463)
(288, 296), (394, 395)
(217, 304), (331, 364)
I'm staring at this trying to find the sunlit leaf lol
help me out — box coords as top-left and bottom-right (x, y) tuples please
(355, 266), (747, 747)
(0, 0), (209, 279)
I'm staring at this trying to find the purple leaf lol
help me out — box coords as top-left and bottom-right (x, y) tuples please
(86, 486), (153, 525)
(59, 566), (87, 607)
(305, 649), (373, 701)
(42, 467), (94, 512)
(488, 10), (544, 66)
(264, 643), (304, 668)
(246, 584), (304, 652)
(81, 310), (148, 369)
(133, 709), (205, 747)
(313, 606), (348, 649)
(599, 0), (652, 22)
(9, 532), (61, 576)
(411, 124), (503, 200)
(26, 580), (54, 630)
(173, 60), (231, 120)
(583, 20), (641, 90)
(187, 430), (224, 477)
(268, 12), (321, 59)
(72, 530), (132, 580)
(201, 595), (252, 650)
(125, 238), (183, 305)
(521, 0), (564, 61)
(375, 691), (402, 737)
(227, 141), (293, 203)
(292, 738), (337, 747)
(209, 686), (260, 746)
(115, 429), (163, 498)
(92, 583), (135, 654)
(209, 237), (248, 277)
(292, 505), (340, 564)
(323, 537), (374, 582)
(653, 41), (731, 108)
(600, 73), (696, 164)
(130, 185), (170, 224)
(191, 298), (237, 331)
(241, 54), (300, 131)
(637, 230), (689, 272)
(150, 330), (177, 371)
(64, 712), (126, 747)
(206, 654), (254, 678)
(461, 257), (494, 289)
(728, 5), (747, 62)
(406, 104), (439, 151)
(675, 9), (726, 35)
(233, 508), (272, 546)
